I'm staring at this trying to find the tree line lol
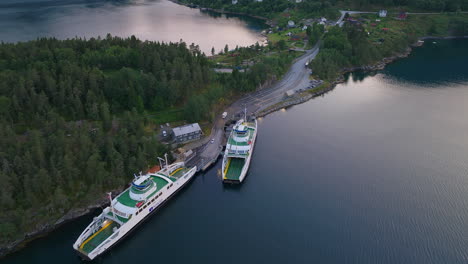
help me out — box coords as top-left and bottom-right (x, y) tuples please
(311, 13), (468, 80)
(182, 0), (467, 19)
(0, 35), (297, 245)
(0, 36), (202, 244)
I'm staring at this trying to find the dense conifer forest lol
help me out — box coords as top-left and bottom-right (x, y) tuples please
(182, 0), (468, 18)
(311, 14), (468, 80)
(0, 35), (295, 245)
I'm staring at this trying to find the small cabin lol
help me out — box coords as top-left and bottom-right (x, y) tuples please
(398, 12), (408, 20)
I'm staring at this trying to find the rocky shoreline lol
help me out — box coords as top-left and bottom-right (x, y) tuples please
(256, 34), (467, 117)
(1, 4), (465, 256)
(0, 188), (123, 259)
(419, 35), (468, 40)
(167, 0), (274, 26)
(256, 46), (414, 117)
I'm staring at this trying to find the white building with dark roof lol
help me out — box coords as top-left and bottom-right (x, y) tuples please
(172, 123), (203, 143)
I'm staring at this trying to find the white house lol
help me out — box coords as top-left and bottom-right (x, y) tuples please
(302, 25), (308, 31)
(295, 0), (302, 3)
(287, 20), (295, 28)
(254, 0), (263, 2)
(232, 0), (238, 4)
(379, 10), (387, 17)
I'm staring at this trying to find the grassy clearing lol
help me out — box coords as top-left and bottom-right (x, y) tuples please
(147, 108), (185, 124)
(267, 27), (305, 44)
(354, 13), (468, 43)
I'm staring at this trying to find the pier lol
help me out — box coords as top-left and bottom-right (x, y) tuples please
(184, 43), (322, 172)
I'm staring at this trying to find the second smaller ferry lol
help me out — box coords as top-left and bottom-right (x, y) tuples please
(222, 109), (257, 184)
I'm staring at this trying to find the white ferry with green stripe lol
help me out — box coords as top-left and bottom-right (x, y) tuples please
(222, 116), (257, 184)
(73, 155), (196, 260)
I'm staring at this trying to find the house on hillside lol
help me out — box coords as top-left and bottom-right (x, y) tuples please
(397, 12), (408, 20)
(290, 34), (302, 41)
(379, 10), (387, 17)
(232, 0), (238, 4)
(288, 20), (295, 28)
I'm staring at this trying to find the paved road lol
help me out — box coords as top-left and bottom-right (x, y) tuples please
(186, 9), (468, 170)
(239, 44), (321, 114)
(187, 43), (322, 170)
(336, 10), (468, 26)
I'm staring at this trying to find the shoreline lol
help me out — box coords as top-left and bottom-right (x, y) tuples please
(419, 35), (468, 40)
(256, 42), (414, 117)
(0, 188), (123, 259)
(167, 0), (274, 25)
(256, 35), (467, 117)
(1, 0), (466, 256)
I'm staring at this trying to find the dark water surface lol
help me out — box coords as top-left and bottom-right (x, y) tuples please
(0, 0), (266, 54)
(3, 40), (468, 264)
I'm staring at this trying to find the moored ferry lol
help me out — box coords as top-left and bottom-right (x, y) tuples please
(73, 155), (197, 260)
(222, 113), (257, 184)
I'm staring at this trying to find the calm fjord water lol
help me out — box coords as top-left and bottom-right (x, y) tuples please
(0, 0), (266, 54)
(3, 36), (468, 264)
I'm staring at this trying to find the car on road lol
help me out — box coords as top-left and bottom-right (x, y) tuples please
(210, 139), (215, 144)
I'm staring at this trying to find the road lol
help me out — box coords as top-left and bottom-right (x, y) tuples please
(186, 9), (468, 170)
(186, 43), (321, 170)
(336, 10), (468, 26)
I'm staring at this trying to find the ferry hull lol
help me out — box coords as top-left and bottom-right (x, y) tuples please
(222, 119), (257, 184)
(74, 166), (197, 261)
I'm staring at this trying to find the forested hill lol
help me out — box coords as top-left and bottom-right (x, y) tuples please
(0, 35), (296, 246)
(183, 0), (468, 18)
(0, 36), (210, 245)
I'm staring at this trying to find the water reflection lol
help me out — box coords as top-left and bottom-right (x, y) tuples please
(3, 39), (468, 264)
(382, 39), (468, 85)
(0, 0), (266, 54)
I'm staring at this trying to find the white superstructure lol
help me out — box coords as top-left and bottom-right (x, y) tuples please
(73, 156), (197, 260)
